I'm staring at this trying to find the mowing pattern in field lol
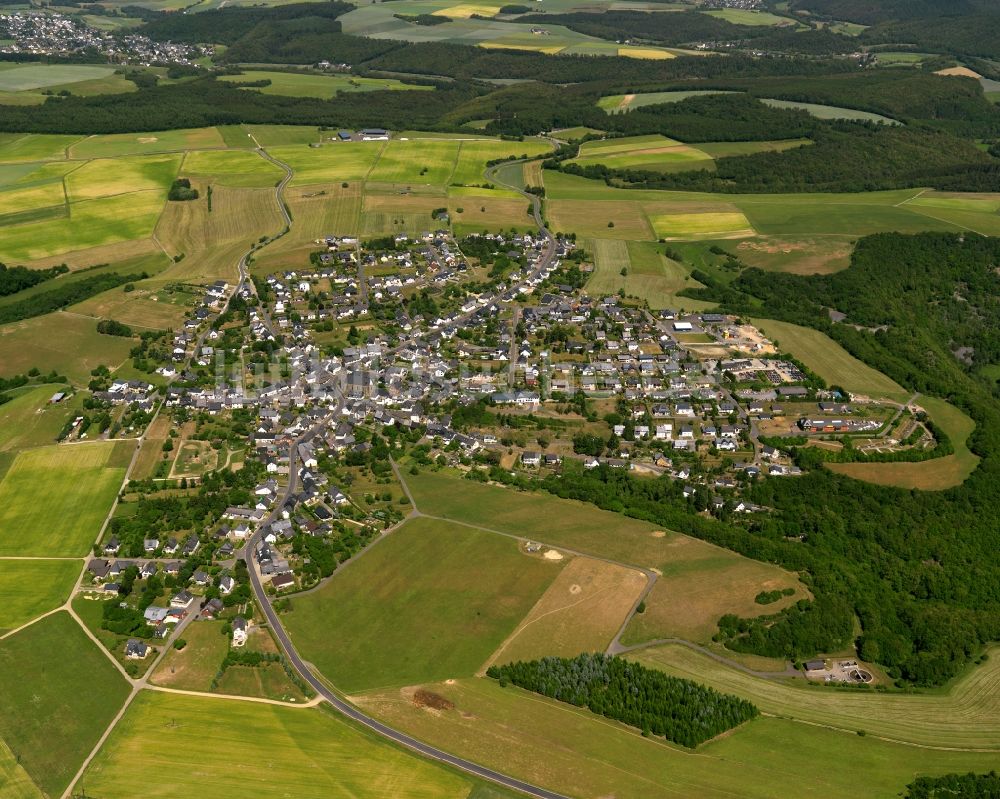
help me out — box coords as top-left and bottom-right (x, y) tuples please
(0, 611), (131, 798)
(0, 442), (127, 556)
(402, 469), (805, 643)
(284, 516), (562, 693)
(0, 559), (81, 633)
(597, 90), (734, 113)
(81, 691), (477, 799)
(357, 677), (1000, 799)
(827, 394), (980, 489)
(487, 556), (647, 667)
(0, 738), (43, 799)
(570, 134), (714, 173)
(632, 642), (1000, 749)
(750, 318), (909, 401)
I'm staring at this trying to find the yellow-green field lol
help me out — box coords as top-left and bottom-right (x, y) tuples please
(182, 149), (285, 187)
(632, 642), (1000, 749)
(68, 127), (227, 159)
(750, 318), (910, 401)
(81, 691), (484, 799)
(0, 441), (129, 556)
(0, 190), (166, 262)
(401, 468), (805, 641)
(0, 384), (86, 451)
(650, 210), (754, 239)
(271, 142), (384, 185)
(0, 133), (83, 163)
(368, 139), (461, 185)
(64, 153), (180, 200)
(0, 181), (66, 217)
(621, 532), (806, 644)
(451, 138), (553, 185)
(570, 134), (714, 173)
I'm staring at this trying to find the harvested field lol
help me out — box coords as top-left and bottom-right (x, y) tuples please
(486, 556), (648, 667)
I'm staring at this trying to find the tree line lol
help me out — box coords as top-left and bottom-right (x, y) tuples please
(488, 653), (759, 747)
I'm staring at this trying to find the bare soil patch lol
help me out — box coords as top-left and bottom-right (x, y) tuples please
(413, 689), (455, 711)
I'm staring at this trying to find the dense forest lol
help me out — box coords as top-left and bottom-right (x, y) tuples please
(516, 9), (857, 55)
(487, 653), (759, 747)
(0, 262), (67, 297)
(545, 232), (1000, 687)
(904, 771), (1000, 799)
(554, 123), (1000, 194)
(0, 270), (147, 325)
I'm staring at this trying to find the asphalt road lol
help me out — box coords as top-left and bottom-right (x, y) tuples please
(238, 153), (570, 798)
(242, 401), (570, 799)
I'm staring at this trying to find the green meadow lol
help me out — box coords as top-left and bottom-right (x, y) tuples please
(182, 149), (285, 187)
(360, 676), (1000, 799)
(271, 141), (384, 185)
(284, 516), (561, 692)
(82, 691), (492, 799)
(0, 441), (129, 557)
(633, 642), (1000, 750)
(220, 69), (433, 98)
(0, 611), (131, 798)
(0, 559), (80, 633)
(0, 133), (82, 163)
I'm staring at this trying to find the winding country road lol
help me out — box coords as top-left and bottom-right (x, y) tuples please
(235, 150), (571, 799)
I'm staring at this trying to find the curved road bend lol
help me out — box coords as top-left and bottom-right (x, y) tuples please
(243, 417), (569, 799)
(237, 150), (569, 798)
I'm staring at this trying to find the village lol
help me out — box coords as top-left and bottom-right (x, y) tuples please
(62, 221), (947, 671)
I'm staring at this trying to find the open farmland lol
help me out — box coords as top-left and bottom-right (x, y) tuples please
(0, 312), (136, 382)
(0, 133), (82, 163)
(0, 63), (117, 92)
(597, 90), (734, 113)
(367, 139), (461, 185)
(81, 691), (487, 799)
(486, 557), (648, 667)
(68, 127), (227, 159)
(284, 516), (562, 693)
(0, 187), (166, 263)
(0, 181), (66, 219)
(0, 441), (129, 556)
(449, 188), (535, 234)
(271, 142), (383, 186)
(220, 69), (433, 98)
(547, 198), (654, 239)
(760, 98), (900, 124)
(750, 318), (909, 400)
(155, 182), (283, 283)
(649, 210), (754, 239)
(0, 384), (86, 451)
(357, 677), (1000, 799)
(620, 532), (806, 645)
(401, 469), (805, 642)
(827, 395), (980, 489)
(450, 138), (553, 185)
(64, 153), (179, 201)
(570, 134), (714, 173)
(0, 612), (131, 798)
(0, 739), (43, 799)
(588, 239), (710, 308)
(0, 559), (80, 633)
(632, 642), (1000, 749)
(182, 149), (285, 188)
